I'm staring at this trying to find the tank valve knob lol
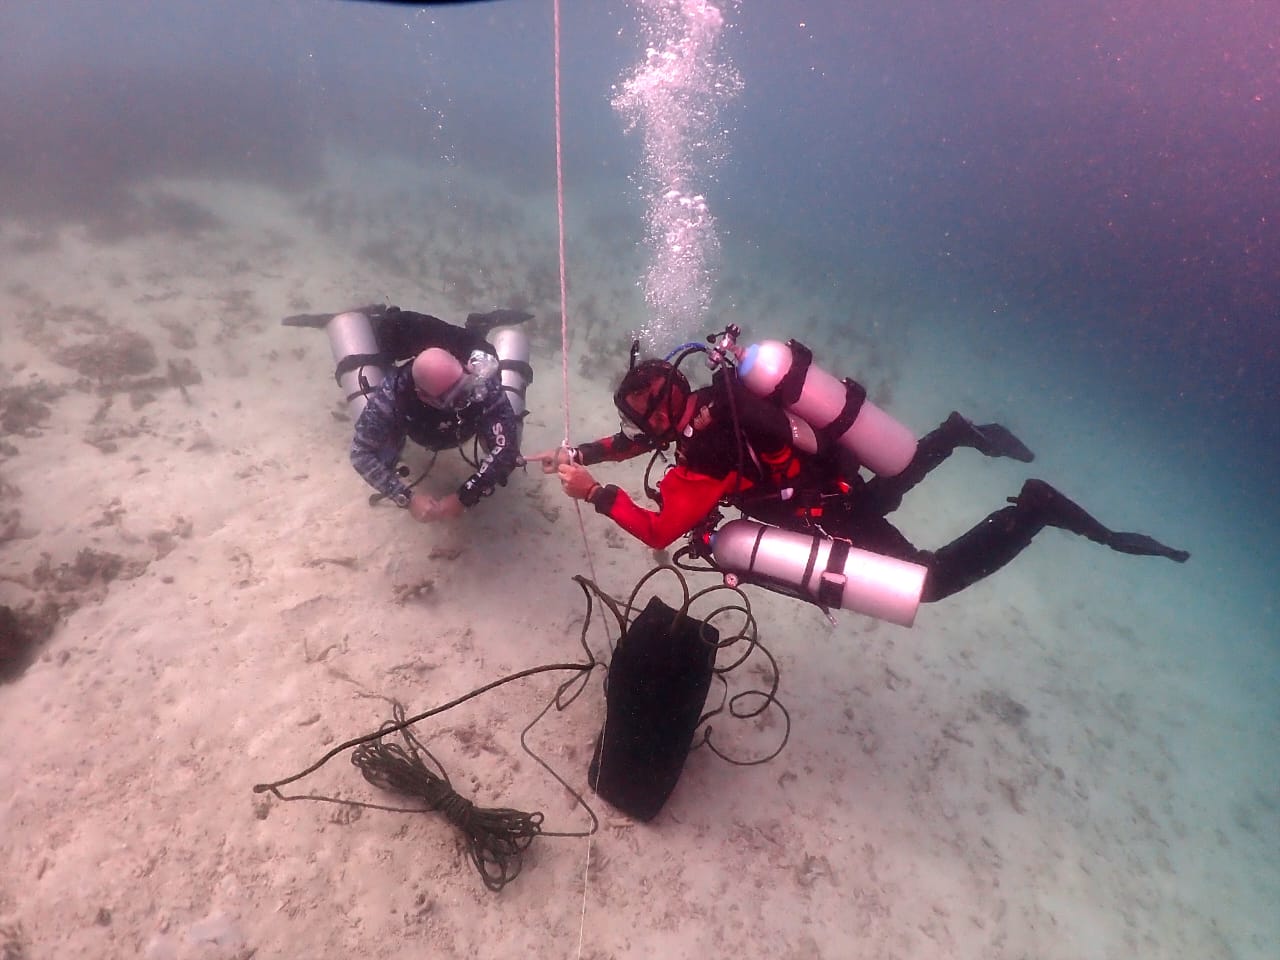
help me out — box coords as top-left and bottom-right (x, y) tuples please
(706, 323), (742, 370)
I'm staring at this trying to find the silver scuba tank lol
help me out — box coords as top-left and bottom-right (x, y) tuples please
(710, 518), (927, 626)
(326, 311), (387, 420)
(488, 326), (531, 419)
(488, 325), (532, 446)
(737, 339), (916, 477)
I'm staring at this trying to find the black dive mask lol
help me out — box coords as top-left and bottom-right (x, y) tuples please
(612, 339), (698, 446)
(423, 350), (500, 413)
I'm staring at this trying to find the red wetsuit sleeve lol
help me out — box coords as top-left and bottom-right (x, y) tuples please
(576, 432), (652, 465)
(603, 465), (739, 550)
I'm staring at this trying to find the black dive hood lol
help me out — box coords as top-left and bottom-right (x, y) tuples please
(611, 339), (704, 446)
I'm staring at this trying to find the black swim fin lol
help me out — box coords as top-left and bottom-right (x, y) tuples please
(943, 412), (1036, 463)
(465, 309), (533, 336)
(1107, 532), (1190, 563)
(281, 311), (335, 328)
(281, 304), (391, 328)
(1013, 479), (1190, 562)
(970, 423), (1035, 463)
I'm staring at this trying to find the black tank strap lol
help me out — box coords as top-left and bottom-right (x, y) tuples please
(498, 358), (534, 383)
(333, 352), (390, 385)
(814, 379), (868, 450)
(800, 532), (821, 595)
(747, 524), (766, 571)
(768, 339), (812, 406)
(818, 539), (851, 608)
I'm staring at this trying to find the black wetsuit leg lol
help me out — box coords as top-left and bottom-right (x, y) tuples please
(918, 505), (1034, 602)
(815, 502), (932, 566)
(920, 478), (1189, 602)
(810, 495), (1011, 603)
(862, 412), (1035, 517)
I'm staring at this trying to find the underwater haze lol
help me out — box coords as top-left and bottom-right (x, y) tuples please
(1, 1), (1277, 958)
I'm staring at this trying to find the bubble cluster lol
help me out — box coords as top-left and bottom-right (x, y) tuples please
(613, 0), (742, 351)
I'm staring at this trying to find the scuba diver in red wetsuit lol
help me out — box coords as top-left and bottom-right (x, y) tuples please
(529, 327), (1188, 625)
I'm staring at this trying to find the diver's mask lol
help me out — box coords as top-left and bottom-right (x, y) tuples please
(618, 410), (650, 442)
(427, 350), (500, 412)
(611, 344), (693, 446)
(614, 379), (679, 445)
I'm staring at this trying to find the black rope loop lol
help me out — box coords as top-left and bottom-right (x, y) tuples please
(250, 565), (792, 891)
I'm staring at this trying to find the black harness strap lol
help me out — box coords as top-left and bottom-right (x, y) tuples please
(814, 378), (868, 451)
(818, 539), (851, 608)
(334, 353), (391, 385)
(767, 339), (812, 407)
(799, 532), (821, 596)
(747, 523), (766, 571)
(498, 359), (534, 383)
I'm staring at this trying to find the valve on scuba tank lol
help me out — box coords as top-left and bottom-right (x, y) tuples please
(737, 339), (916, 477)
(705, 322), (741, 371)
(709, 518), (927, 627)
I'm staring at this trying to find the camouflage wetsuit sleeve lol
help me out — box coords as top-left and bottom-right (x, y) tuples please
(458, 389), (522, 507)
(350, 372), (414, 502)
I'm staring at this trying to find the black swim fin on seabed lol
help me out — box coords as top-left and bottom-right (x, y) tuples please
(281, 304), (390, 329)
(281, 312), (333, 328)
(282, 306), (530, 336)
(464, 309), (533, 336)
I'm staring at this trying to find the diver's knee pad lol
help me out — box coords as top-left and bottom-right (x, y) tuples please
(588, 596), (718, 821)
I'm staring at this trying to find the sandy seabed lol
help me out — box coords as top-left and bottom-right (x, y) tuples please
(1, 161), (1276, 960)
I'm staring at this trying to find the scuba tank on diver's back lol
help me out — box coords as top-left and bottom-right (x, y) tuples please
(737, 338), (916, 477)
(292, 307), (534, 428)
(324, 310), (388, 420)
(487, 324), (533, 446)
(686, 324), (926, 625)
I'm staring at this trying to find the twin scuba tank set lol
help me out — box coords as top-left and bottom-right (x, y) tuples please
(317, 307), (532, 505)
(322, 309), (532, 431)
(679, 325), (929, 628)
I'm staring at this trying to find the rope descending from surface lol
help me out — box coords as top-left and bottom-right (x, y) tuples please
(351, 703), (542, 892)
